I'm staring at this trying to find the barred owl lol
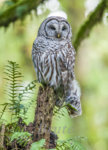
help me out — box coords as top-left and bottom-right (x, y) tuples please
(32, 16), (82, 117)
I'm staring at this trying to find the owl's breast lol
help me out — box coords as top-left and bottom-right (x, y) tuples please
(33, 37), (72, 88)
(38, 51), (61, 88)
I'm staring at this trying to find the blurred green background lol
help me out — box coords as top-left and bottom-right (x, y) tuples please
(0, 0), (108, 150)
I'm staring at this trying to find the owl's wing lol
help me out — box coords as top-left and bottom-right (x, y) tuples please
(59, 43), (82, 117)
(32, 38), (46, 82)
(59, 43), (76, 80)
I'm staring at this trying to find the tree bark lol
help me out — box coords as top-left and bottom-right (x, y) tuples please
(33, 86), (56, 149)
(0, 124), (5, 149)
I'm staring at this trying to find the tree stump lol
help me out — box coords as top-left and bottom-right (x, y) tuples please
(33, 86), (56, 149)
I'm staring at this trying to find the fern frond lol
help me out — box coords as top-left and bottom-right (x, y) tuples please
(18, 80), (38, 101)
(18, 80), (39, 118)
(71, 140), (86, 150)
(11, 132), (32, 147)
(56, 137), (87, 150)
(53, 106), (68, 119)
(4, 61), (23, 103)
(3, 61), (23, 120)
(2, 61), (40, 122)
(0, 103), (9, 120)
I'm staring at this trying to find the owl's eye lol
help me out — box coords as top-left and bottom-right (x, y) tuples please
(49, 25), (56, 30)
(62, 26), (67, 31)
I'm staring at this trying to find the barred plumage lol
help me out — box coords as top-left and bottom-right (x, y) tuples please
(32, 16), (82, 117)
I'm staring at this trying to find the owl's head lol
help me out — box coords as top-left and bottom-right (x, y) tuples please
(38, 16), (72, 40)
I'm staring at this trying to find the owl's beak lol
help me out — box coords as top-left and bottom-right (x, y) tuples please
(56, 33), (61, 38)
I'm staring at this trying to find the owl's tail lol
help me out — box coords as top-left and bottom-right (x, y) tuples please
(65, 80), (82, 117)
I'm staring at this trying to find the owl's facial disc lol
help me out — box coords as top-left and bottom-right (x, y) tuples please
(45, 19), (70, 39)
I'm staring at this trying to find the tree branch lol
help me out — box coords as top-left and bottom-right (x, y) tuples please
(73, 0), (108, 50)
(0, 0), (45, 27)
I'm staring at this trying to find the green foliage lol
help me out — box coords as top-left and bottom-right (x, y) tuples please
(53, 106), (66, 118)
(30, 139), (45, 150)
(0, 0), (14, 14)
(4, 60), (23, 119)
(54, 102), (77, 119)
(18, 79), (39, 120)
(0, 0), (44, 27)
(0, 61), (38, 122)
(0, 103), (9, 121)
(10, 131), (31, 147)
(73, 0), (108, 50)
(56, 137), (87, 150)
(0, 61), (43, 149)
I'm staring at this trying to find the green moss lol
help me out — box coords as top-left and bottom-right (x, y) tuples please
(73, 0), (107, 51)
(0, 0), (44, 27)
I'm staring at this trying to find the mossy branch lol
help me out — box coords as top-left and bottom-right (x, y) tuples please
(73, 0), (108, 50)
(0, 0), (45, 27)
